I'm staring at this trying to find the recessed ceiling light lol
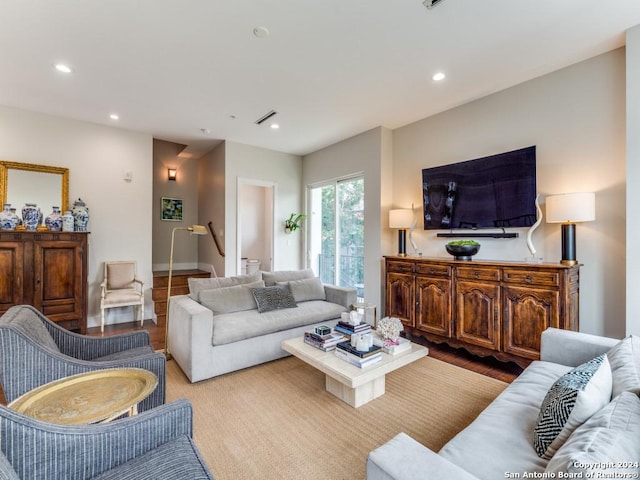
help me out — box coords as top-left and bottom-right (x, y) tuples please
(253, 26), (270, 39)
(270, 123), (279, 130)
(109, 113), (119, 120)
(54, 64), (72, 74)
(432, 72), (446, 81)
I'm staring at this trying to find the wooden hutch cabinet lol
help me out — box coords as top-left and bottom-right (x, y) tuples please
(0, 231), (89, 332)
(385, 256), (580, 367)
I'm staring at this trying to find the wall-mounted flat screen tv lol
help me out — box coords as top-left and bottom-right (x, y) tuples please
(422, 146), (537, 230)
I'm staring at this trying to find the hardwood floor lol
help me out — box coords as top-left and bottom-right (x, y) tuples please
(87, 320), (523, 383)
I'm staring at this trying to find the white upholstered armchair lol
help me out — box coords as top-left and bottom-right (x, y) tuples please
(100, 261), (145, 333)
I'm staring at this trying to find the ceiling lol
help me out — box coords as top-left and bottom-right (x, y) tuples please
(2, 0), (640, 158)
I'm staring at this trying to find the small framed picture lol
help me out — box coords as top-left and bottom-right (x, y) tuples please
(161, 197), (183, 221)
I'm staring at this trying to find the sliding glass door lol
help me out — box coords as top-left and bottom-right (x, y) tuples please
(308, 176), (364, 299)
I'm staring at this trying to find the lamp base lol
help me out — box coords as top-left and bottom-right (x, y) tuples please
(560, 259), (578, 266)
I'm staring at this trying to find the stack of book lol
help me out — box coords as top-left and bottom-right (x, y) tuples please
(303, 330), (345, 351)
(333, 320), (372, 338)
(335, 341), (382, 368)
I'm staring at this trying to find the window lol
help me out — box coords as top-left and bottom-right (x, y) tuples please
(308, 176), (364, 299)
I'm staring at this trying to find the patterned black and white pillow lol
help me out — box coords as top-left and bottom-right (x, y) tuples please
(534, 354), (613, 459)
(251, 284), (298, 313)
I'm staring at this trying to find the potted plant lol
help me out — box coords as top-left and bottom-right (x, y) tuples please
(445, 240), (480, 261)
(284, 213), (306, 233)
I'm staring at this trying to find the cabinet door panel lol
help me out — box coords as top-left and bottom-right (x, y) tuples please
(386, 272), (414, 327)
(455, 281), (500, 351)
(503, 286), (559, 360)
(415, 276), (452, 337)
(0, 242), (23, 312)
(33, 241), (83, 320)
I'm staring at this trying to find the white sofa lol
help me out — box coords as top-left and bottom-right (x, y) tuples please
(168, 269), (357, 382)
(367, 328), (640, 479)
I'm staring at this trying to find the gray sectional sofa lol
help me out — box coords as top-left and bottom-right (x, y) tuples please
(168, 269), (357, 382)
(367, 328), (640, 479)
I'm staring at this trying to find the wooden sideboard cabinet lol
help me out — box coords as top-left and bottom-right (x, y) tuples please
(0, 231), (89, 332)
(385, 256), (580, 367)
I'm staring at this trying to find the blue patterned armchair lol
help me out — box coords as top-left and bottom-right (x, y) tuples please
(0, 398), (213, 479)
(0, 305), (165, 412)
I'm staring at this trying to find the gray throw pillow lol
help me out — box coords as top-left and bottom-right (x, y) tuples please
(534, 354), (613, 459)
(545, 391), (640, 476)
(188, 272), (261, 302)
(261, 269), (314, 286)
(199, 281), (264, 314)
(250, 284), (297, 313)
(278, 277), (326, 303)
(607, 335), (640, 397)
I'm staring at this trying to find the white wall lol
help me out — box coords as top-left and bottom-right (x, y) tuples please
(197, 142), (226, 277)
(195, 141), (302, 277)
(0, 105), (153, 328)
(152, 139), (200, 271)
(392, 49), (626, 337)
(303, 127), (393, 311)
(627, 27), (640, 336)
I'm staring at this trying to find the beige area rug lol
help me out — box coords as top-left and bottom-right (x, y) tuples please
(166, 355), (507, 480)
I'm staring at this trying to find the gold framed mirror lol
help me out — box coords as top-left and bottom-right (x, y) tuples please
(0, 161), (69, 213)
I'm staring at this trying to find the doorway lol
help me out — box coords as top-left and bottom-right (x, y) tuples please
(237, 179), (274, 274)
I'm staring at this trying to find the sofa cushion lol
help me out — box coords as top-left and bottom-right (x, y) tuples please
(261, 269), (314, 286)
(199, 281), (264, 314)
(606, 335), (640, 397)
(545, 391), (640, 476)
(534, 354), (612, 459)
(439, 360), (571, 478)
(188, 272), (261, 302)
(251, 284), (297, 313)
(211, 300), (347, 345)
(279, 277), (326, 303)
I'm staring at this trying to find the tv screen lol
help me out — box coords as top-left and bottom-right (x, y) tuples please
(422, 146), (537, 230)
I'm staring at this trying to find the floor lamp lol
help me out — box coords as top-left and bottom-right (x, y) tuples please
(165, 224), (207, 359)
(546, 192), (595, 266)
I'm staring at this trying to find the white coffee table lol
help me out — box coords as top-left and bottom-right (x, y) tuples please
(281, 337), (428, 408)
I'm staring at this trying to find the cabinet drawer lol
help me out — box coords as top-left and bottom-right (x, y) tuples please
(387, 261), (414, 274)
(456, 266), (500, 282)
(503, 269), (559, 287)
(415, 263), (451, 277)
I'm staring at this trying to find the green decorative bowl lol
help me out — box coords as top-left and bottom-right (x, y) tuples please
(445, 243), (480, 261)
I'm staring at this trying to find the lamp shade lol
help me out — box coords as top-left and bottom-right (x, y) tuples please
(389, 209), (414, 229)
(546, 192), (595, 223)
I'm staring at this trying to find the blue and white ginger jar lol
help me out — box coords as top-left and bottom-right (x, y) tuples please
(0, 203), (18, 230)
(22, 203), (41, 231)
(72, 198), (89, 232)
(45, 206), (63, 231)
(62, 210), (74, 232)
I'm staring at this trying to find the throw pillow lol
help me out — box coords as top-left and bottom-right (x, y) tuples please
(533, 354), (613, 459)
(545, 391), (640, 476)
(261, 269), (314, 286)
(188, 271), (261, 302)
(251, 284), (298, 313)
(198, 281), (264, 314)
(278, 277), (326, 303)
(606, 335), (640, 397)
